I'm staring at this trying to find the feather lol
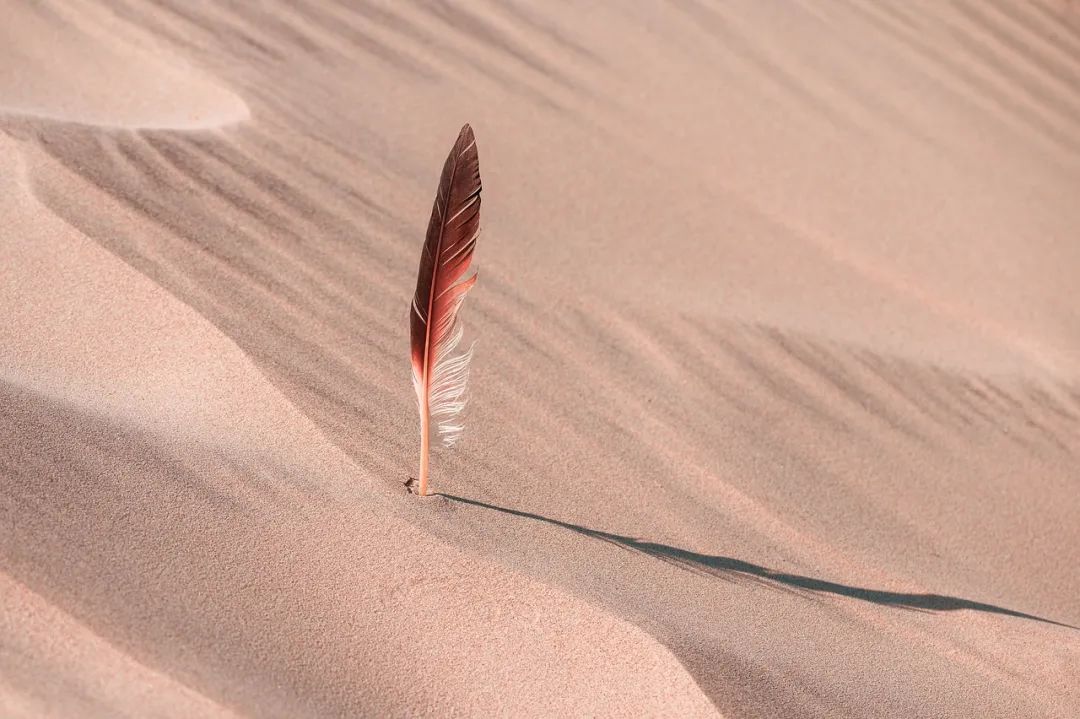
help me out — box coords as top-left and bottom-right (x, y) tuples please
(410, 124), (481, 496)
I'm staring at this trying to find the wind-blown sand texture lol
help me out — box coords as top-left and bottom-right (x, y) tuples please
(2, 1), (1079, 716)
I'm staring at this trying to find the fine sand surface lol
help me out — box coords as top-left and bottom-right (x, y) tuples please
(2, 1), (1079, 716)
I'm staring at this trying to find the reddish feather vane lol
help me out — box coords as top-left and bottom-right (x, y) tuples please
(410, 125), (481, 494)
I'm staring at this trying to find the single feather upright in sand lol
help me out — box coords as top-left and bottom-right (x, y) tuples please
(410, 124), (482, 496)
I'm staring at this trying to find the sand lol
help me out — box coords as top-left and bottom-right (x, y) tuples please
(2, 1), (1079, 716)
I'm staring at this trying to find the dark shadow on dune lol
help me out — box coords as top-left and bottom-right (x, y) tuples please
(438, 494), (1076, 630)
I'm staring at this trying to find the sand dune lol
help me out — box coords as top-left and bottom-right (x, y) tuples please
(2, 1), (1079, 716)
(0, 2), (247, 129)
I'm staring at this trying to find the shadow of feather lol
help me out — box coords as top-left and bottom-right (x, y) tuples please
(438, 494), (1076, 629)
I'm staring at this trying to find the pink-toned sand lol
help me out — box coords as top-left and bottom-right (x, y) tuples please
(2, 1), (1079, 716)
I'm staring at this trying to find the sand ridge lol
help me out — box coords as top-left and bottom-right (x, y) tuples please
(0, 2), (247, 129)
